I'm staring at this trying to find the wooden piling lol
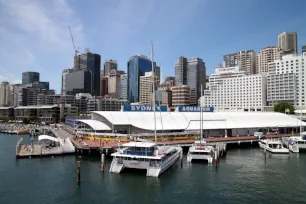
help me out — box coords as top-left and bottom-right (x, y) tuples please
(101, 154), (105, 172)
(77, 161), (81, 184)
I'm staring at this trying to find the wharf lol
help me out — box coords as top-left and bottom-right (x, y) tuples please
(70, 133), (295, 150)
(16, 144), (69, 158)
(16, 129), (76, 159)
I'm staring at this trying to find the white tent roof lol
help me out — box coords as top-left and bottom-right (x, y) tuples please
(92, 111), (306, 131)
(77, 119), (111, 131)
(38, 135), (59, 142)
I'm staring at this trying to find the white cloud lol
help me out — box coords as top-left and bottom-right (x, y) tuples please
(0, 0), (84, 91)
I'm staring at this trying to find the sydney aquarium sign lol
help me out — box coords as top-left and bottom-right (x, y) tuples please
(123, 104), (168, 112)
(178, 106), (214, 112)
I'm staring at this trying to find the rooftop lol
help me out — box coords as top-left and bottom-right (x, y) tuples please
(122, 142), (157, 148)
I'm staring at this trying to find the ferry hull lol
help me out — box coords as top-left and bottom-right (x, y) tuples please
(110, 147), (182, 177)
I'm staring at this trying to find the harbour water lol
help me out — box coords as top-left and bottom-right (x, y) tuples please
(1, 133), (306, 204)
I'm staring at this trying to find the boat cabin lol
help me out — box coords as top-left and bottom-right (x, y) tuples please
(121, 142), (157, 156)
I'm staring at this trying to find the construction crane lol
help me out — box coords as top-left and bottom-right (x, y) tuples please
(68, 26), (79, 56)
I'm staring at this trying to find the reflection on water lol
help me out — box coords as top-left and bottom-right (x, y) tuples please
(1, 134), (306, 204)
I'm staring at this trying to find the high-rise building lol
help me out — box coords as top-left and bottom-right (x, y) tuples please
(223, 50), (256, 75)
(256, 46), (283, 73)
(237, 50), (256, 74)
(139, 72), (158, 104)
(175, 57), (206, 105)
(153, 88), (172, 107)
(87, 97), (128, 112)
(120, 74), (128, 100)
(171, 85), (190, 107)
(160, 76), (175, 89)
(0, 82), (12, 107)
(200, 66), (267, 112)
(74, 50), (101, 96)
(302, 45), (306, 54)
(108, 69), (121, 99)
(64, 70), (91, 95)
(104, 59), (118, 76)
(267, 54), (306, 108)
(22, 72), (40, 84)
(61, 68), (74, 95)
(223, 53), (237, 67)
(100, 77), (108, 96)
(127, 55), (159, 103)
(278, 32), (298, 54)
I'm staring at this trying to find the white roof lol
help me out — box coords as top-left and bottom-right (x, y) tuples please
(77, 120), (111, 131)
(38, 135), (59, 142)
(92, 111), (306, 131)
(122, 142), (157, 148)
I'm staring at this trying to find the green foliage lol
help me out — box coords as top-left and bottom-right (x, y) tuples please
(22, 118), (29, 124)
(274, 102), (295, 114)
(0, 116), (11, 121)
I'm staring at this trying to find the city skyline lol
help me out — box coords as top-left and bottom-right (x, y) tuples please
(0, 0), (306, 93)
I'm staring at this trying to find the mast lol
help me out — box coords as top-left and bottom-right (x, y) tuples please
(300, 53), (303, 133)
(151, 42), (157, 142)
(200, 84), (203, 142)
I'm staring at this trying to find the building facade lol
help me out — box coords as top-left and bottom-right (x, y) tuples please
(200, 66), (267, 112)
(61, 68), (74, 95)
(100, 77), (109, 96)
(108, 69), (121, 99)
(267, 73), (296, 106)
(65, 70), (91, 95)
(139, 72), (158, 104)
(256, 46), (283, 74)
(74, 50), (101, 96)
(224, 50), (257, 75)
(87, 97), (128, 112)
(0, 82), (11, 107)
(302, 45), (306, 54)
(22, 72), (40, 84)
(127, 55), (157, 103)
(104, 59), (118, 76)
(120, 74), (128, 100)
(175, 57), (206, 105)
(278, 32), (298, 55)
(267, 54), (306, 108)
(223, 53), (237, 67)
(154, 88), (172, 107)
(171, 85), (190, 107)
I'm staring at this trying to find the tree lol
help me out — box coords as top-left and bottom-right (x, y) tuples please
(23, 118), (29, 124)
(274, 102), (295, 114)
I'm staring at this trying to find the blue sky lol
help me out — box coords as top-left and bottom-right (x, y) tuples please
(0, 0), (305, 93)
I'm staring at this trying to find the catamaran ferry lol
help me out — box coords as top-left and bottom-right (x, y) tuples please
(109, 141), (182, 177)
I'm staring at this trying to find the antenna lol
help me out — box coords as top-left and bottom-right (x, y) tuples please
(68, 26), (79, 56)
(151, 42), (157, 143)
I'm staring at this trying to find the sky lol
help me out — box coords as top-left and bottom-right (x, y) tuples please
(0, 0), (305, 93)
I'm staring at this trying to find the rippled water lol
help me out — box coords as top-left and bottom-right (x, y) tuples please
(0, 134), (305, 204)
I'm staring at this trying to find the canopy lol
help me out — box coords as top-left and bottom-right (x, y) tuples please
(77, 119), (111, 131)
(38, 135), (59, 142)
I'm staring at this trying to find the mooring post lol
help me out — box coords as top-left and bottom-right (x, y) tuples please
(101, 153), (105, 172)
(77, 161), (81, 184)
(264, 147), (267, 162)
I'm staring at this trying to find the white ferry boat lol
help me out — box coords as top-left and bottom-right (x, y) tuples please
(109, 141), (182, 177)
(287, 132), (306, 152)
(109, 43), (182, 177)
(187, 141), (214, 163)
(259, 139), (289, 154)
(187, 84), (215, 164)
(282, 137), (299, 153)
